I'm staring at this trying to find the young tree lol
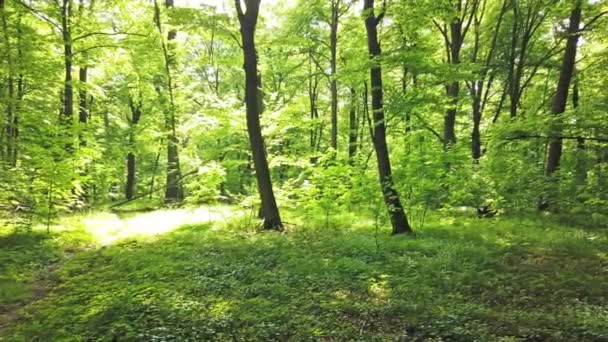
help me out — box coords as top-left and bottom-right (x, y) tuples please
(363, 0), (412, 234)
(235, 0), (283, 230)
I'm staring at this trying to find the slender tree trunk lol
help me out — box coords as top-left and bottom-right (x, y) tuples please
(1, 0), (13, 164)
(235, 0), (282, 230)
(364, 0), (412, 235)
(78, 67), (87, 122)
(126, 98), (142, 200)
(329, 0), (339, 150)
(470, 0), (505, 160)
(402, 66), (411, 135)
(471, 96), (481, 160)
(507, 1), (519, 118)
(348, 87), (358, 162)
(541, 1), (582, 209)
(572, 78), (586, 186)
(77, 0), (88, 132)
(154, 0), (183, 202)
(126, 153), (136, 199)
(444, 21), (462, 146)
(61, 0), (73, 125)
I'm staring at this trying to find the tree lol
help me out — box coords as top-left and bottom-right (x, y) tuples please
(433, 0), (479, 146)
(363, 0), (412, 234)
(153, 0), (184, 202)
(541, 0), (583, 210)
(126, 95), (142, 200)
(235, 0), (283, 230)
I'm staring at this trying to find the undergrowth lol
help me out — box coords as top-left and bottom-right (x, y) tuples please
(1, 208), (606, 341)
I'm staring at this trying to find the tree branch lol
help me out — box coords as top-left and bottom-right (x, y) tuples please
(14, 0), (62, 31)
(581, 10), (607, 32)
(503, 134), (608, 143)
(73, 31), (149, 42)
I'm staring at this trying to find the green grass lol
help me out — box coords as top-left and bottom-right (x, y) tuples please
(1, 209), (607, 341)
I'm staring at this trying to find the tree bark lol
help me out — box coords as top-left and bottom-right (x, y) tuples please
(153, 0), (183, 202)
(235, 0), (283, 230)
(544, 2), (581, 176)
(348, 87), (358, 162)
(329, 0), (339, 150)
(443, 19), (463, 146)
(572, 76), (586, 186)
(61, 0), (73, 124)
(77, 0), (89, 132)
(126, 97), (142, 200)
(0, 0), (15, 165)
(541, 1), (581, 209)
(363, 0), (412, 235)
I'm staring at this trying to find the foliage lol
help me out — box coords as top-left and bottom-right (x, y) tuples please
(1, 208), (607, 340)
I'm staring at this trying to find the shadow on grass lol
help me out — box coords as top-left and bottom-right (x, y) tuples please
(4, 218), (608, 341)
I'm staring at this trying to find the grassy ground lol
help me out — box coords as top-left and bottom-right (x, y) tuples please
(0, 208), (607, 341)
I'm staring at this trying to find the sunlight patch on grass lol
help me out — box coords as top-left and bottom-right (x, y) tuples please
(55, 206), (242, 245)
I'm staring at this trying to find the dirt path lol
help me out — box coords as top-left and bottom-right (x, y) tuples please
(0, 250), (82, 335)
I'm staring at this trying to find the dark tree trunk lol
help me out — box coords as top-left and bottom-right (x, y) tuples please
(541, 1), (582, 209)
(572, 76), (586, 185)
(402, 66), (411, 135)
(329, 0), (339, 150)
(363, 0), (412, 235)
(126, 98), (142, 200)
(307, 51), (321, 162)
(348, 87), (358, 162)
(545, 2), (581, 176)
(507, 3), (519, 118)
(471, 98), (481, 160)
(153, 0), (183, 202)
(78, 66), (88, 145)
(61, 0), (73, 123)
(77, 0), (88, 132)
(235, 0), (283, 230)
(469, 0), (505, 161)
(126, 152), (136, 199)
(1, 0), (14, 165)
(443, 20), (462, 146)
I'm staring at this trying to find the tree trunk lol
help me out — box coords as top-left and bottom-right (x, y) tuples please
(153, 0), (183, 202)
(471, 96), (481, 160)
(236, 0), (283, 230)
(572, 76), (586, 186)
(541, 1), (581, 209)
(126, 98), (142, 200)
(78, 66), (88, 134)
(329, 0), (339, 150)
(61, 0), (73, 124)
(1, 0), (14, 165)
(363, 0), (412, 235)
(126, 152), (135, 199)
(545, 2), (581, 176)
(78, 0), (88, 131)
(443, 20), (462, 146)
(348, 87), (358, 162)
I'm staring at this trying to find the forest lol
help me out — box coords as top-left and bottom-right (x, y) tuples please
(0, 0), (607, 340)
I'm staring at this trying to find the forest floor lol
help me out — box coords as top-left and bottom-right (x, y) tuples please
(0, 206), (607, 341)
